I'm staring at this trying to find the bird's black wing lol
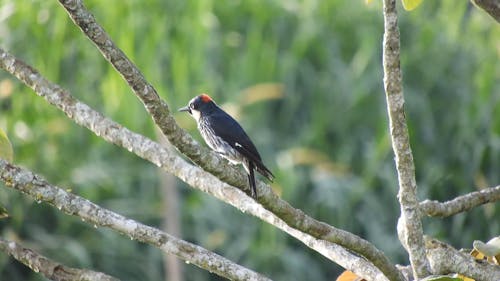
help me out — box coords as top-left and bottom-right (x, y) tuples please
(207, 109), (274, 181)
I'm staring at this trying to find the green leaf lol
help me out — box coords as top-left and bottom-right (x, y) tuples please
(402, 0), (424, 11)
(0, 128), (13, 162)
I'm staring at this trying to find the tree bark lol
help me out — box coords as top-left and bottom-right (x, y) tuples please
(472, 0), (500, 23)
(0, 160), (271, 281)
(0, 48), (391, 281)
(0, 238), (119, 281)
(382, 0), (430, 278)
(420, 185), (500, 218)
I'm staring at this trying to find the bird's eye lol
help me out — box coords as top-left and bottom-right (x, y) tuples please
(190, 103), (197, 110)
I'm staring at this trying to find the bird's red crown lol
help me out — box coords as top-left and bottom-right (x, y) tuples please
(199, 93), (213, 103)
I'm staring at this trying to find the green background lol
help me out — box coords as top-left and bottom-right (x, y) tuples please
(0, 0), (499, 280)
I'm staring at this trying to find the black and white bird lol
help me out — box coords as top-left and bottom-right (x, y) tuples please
(179, 94), (274, 197)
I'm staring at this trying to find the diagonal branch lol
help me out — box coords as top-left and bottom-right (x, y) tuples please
(0, 48), (390, 281)
(420, 185), (500, 217)
(0, 159), (271, 281)
(0, 237), (119, 281)
(382, 0), (430, 278)
(425, 236), (500, 281)
(471, 0), (500, 23)
(56, 0), (251, 196)
(54, 2), (405, 279)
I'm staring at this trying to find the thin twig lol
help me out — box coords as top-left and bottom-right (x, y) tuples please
(0, 237), (119, 281)
(420, 186), (500, 217)
(54, 1), (404, 279)
(0, 159), (271, 281)
(382, 0), (430, 278)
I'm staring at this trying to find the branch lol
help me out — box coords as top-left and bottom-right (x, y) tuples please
(0, 237), (119, 281)
(0, 159), (271, 281)
(382, 0), (430, 278)
(425, 237), (500, 281)
(54, 2), (405, 279)
(56, 0), (252, 197)
(472, 0), (500, 23)
(420, 185), (500, 217)
(0, 48), (390, 281)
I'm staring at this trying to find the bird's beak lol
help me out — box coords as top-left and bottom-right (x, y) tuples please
(178, 106), (191, 114)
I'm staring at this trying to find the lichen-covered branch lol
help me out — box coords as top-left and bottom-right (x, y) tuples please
(382, 0), (430, 279)
(425, 237), (500, 281)
(472, 0), (500, 23)
(53, 2), (405, 279)
(56, 0), (252, 196)
(0, 237), (119, 281)
(0, 160), (271, 281)
(0, 48), (397, 281)
(0, 49), (402, 280)
(420, 185), (500, 217)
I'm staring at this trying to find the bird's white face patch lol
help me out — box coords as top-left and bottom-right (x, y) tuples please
(235, 142), (242, 148)
(191, 109), (201, 121)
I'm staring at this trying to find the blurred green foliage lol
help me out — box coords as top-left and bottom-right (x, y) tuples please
(0, 0), (498, 280)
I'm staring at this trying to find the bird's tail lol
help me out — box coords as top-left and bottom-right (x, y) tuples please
(248, 162), (257, 198)
(255, 161), (274, 182)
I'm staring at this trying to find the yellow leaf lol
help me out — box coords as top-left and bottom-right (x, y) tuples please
(0, 128), (13, 162)
(240, 83), (284, 105)
(470, 248), (485, 260)
(336, 270), (366, 281)
(401, 0), (423, 11)
(454, 274), (475, 281)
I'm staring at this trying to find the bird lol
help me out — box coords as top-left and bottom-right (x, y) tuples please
(179, 94), (274, 198)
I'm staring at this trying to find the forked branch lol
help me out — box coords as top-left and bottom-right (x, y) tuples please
(382, 0), (429, 278)
(0, 48), (389, 281)
(55, 1), (405, 279)
(0, 160), (271, 281)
